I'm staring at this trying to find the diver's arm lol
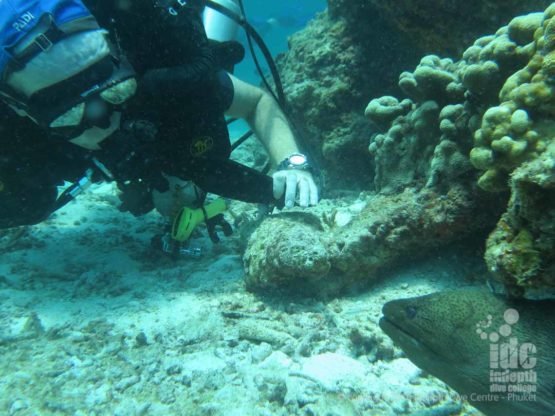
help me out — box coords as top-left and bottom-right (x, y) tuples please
(225, 74), (318, 207)
(139, 9), (215, 95)
(226, 74), (299, 165)
(140, 5), (243, 96)
(140, 44), (216, 96)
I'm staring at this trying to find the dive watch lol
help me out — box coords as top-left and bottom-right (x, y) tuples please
(277, 152), (311, 171)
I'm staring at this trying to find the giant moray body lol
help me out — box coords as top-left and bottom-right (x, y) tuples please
(380, 289), (555, 416)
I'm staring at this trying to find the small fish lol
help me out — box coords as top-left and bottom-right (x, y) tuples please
(250, 6), (315, 35)
(379, 288), (555, 416)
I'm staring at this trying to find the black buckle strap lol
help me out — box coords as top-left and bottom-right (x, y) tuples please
(5, 14), (101, 74)
(34, 33), (54, 52)
(27, 55), (114, 116)
(6, 22), (64, 73)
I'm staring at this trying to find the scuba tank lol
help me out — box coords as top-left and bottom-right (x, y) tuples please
(202, 0), (241, 41)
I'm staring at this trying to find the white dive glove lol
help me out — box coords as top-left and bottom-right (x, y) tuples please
(272, 169), (319, 208)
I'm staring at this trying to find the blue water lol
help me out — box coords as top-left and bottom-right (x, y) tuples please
(234, 0), (327, 84)
(219, 0), (326, 140)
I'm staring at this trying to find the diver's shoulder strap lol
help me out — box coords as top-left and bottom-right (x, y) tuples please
(5, 13), (100, 74)
(1, 0), (99, 79)
(1, 14), (100, 89)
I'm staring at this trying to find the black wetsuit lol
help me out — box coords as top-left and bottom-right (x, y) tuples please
(0, 0), (273, 228)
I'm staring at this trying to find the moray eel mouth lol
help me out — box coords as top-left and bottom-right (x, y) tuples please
(379, 311), (442, 358)
(379, 300), (421, 346)
(379, 316), (422, 348)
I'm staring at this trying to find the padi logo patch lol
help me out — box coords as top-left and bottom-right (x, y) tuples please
(12, 11), (35, 32)
(190, 136), (214, 156)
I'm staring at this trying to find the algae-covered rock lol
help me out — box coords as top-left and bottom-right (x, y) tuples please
(244, 187), (498, 294)
(485, 141), (555, 289)
(341, 0), (553, 56)
(243, 213), (334, 290)
(426, 140), (473, 188)
(277, 10), (417, 189)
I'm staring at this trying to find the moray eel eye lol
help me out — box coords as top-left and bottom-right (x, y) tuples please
(405, 306), (418, 319)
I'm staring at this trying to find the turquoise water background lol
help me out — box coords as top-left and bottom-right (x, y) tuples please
(234, 0), (326, 84)
(219, 0), (326, 139)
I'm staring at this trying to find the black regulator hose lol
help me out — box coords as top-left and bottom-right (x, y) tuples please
(205, 0), (324, 190)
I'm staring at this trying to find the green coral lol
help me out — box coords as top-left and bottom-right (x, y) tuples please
(467, 8), (555, 194)
(486, 224), (542, 286)
(469, 6), (555, 290)
(508, 12), (544, 46)
(398, 56), (463, 104)
(365, 5), (555, 293)
(365, 96), (412, 128)
(470, 102), (534, 191)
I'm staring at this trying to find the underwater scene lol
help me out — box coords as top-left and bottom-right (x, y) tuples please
(1, 0), (555, 415)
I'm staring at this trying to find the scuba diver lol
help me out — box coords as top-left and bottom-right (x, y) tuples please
(0, 0), (319, 254)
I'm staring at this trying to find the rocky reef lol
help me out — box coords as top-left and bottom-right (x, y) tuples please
(338, 0), (553, 55)
(478, 8), (555, 291)
(365, 5), (555, 292)
(277, 7), (414, 189)
(245, 3), (555, 295)
(278, 0), (552, 189)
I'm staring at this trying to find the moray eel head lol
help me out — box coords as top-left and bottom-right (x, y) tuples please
(379, 288), (555, 416)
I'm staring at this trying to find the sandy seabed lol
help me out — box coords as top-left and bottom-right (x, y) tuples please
(0, 183), (484, 416)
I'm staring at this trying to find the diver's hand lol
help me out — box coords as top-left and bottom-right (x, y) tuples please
(272, 170), (319, 208)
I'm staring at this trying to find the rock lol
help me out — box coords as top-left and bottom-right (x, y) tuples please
(244, 188), (498, 294)
(243, 214), (333, 291)
(85, 384), (111, 407)
(300, 352), (366, 390)
(115, 375), (140, 392)
(251, 342), (273, 363)
(237, 320), (295, 346)
(135, 331), (148, 347)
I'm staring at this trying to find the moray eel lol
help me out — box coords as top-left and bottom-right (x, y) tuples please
(379, 288), (555, 416)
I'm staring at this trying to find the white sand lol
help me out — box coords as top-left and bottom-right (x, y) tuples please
(0, 183), (484, 416)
